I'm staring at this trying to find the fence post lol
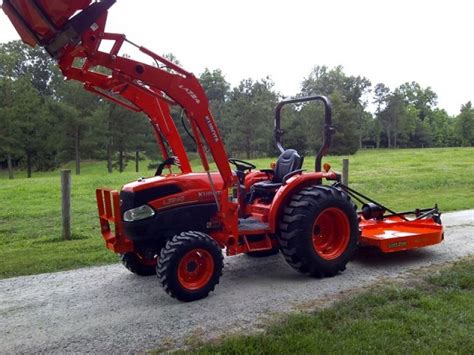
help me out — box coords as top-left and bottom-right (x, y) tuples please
(342, 159), (349, 186)
(61, 169), (71, 240)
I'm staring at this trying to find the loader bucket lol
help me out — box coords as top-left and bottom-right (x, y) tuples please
(2, 0), (116, 57)
(2, 0), (93, 46)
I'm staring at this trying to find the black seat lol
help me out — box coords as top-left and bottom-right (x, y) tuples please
(273, 149), (303, 183)
(250, 149), (303, 198)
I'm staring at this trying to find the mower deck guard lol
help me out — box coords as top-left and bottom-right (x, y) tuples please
(359, 215), (443, 253)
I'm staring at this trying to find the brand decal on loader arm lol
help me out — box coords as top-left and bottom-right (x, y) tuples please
(178, 85), (201, 104)
(205, 116), (220, 143)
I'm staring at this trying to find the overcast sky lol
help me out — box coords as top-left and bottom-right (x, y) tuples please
(1, 0), (472, 115)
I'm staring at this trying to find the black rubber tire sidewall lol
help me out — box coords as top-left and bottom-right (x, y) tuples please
(157, 232), (223, 302)
(121, 253), (156, 276)
(300, 192), (358, 275)
(279, 186), (359, 277)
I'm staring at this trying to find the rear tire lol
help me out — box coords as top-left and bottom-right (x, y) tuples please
(278, 185), (358, 277)
(157, 231), (223, 302)
(121, 253), (156, 276)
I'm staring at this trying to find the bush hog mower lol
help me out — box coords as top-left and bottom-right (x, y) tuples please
(4, 0), (444, 301)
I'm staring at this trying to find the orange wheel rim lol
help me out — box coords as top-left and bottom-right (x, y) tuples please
(178, 249), (214, 290)
(312, 208), (350, 260)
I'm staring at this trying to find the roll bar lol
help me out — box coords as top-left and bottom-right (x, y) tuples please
(274, 95), (334, 172)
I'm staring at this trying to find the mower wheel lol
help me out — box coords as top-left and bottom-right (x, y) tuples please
(157, 231), (223, 302)
(245, 247), (280, 258)
(121, 253), (157, 276)
(278, 185), (358, 277)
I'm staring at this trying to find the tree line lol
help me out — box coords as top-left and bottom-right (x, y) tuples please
(0, 41), (473, 179)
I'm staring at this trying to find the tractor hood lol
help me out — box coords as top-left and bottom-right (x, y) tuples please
(120, 172), (225, 216)
(122, 173), (224, 195)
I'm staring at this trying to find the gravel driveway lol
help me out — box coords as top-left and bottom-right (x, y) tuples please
(1, 209), (473, 353)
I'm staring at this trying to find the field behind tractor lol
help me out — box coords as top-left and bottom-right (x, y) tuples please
(1, 147), (473, 279)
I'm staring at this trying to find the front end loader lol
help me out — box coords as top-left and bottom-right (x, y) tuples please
(3, 0), (443, 302)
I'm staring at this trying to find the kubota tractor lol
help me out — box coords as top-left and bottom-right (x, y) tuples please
(3, 0), (444, 302)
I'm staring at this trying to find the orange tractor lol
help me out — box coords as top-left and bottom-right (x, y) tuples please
(3, 0), (444, 302)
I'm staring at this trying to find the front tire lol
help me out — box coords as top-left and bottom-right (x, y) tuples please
(278, 185), (358, 277)
(121, 253), (157, 276)
(157, 231), (224, 302)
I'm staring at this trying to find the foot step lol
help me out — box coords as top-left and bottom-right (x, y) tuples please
(238, 217), (269, 232)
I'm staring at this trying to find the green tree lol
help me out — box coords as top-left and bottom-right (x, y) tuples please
(0, 41), (61, 176)
(359, 111), (375, 148)
(429, 109), (455, 147)
(398, 82), (437, 121)
(11, 77), (51, 177)
(455, 102), (474, 146)
(200, 69), (230, 104)
(366, 115), (382, 148)
(379, 91), (417, 148)
(225, 78), (278, 158)
(130, 112), (154, 173)
(278, 106), (309, 154)
(199, 68), (231, 154)
(0, 79), (21, 179)
(373, 83), (390, 148)
(301, 66), (371, 154)
(101, 103), (151, 173)
(0, 41), (58, 97)
(411, 117), (433, 148)
(54, 81), (102, 175)
(200, 68), (230, 122)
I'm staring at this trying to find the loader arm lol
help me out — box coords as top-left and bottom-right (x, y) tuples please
(62, 65), (192, 174)
(2, 0), (237, 226)
(3, 0), (192, 173)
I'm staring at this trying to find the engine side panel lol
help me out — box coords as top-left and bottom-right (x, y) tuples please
(123, 203), (218, 250)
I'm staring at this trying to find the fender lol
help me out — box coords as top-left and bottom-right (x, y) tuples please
(268, 172), (338, 232)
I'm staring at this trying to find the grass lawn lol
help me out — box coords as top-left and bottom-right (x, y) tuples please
(187, 258), (474, 354)
(0, 147), (473, 278)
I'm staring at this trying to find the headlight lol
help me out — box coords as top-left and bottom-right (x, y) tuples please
(123, 205), (155, 222)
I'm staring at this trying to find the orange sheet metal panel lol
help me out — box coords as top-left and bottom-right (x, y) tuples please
(38, 0), (92, 27)
(359, 217), (443, 253)
(2, 1), (38, 46)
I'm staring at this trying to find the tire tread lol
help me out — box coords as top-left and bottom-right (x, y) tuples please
(278, 185), (358, 277)
(157, 231), (223, 302)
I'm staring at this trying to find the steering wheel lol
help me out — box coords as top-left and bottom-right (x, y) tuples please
(229, 158), (256, 172)
(155, 156), (180, 176)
